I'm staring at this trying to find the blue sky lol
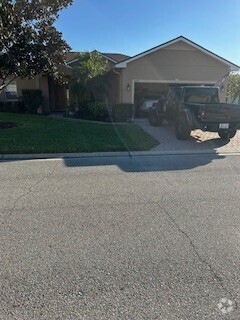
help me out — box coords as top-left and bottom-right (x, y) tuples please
(55, 0), (240, 65)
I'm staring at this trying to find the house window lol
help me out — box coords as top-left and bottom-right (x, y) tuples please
(5, 81), (18, 100)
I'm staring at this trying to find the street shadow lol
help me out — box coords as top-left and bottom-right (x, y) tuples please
(0, 151), (226, 172)
(64, 122), (227, 173)
(63, 152), (225, 172)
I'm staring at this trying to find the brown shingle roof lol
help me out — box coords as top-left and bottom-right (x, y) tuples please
(65, 51), (131, 64)
(101, 53), (130, 63)
(65, 52), (79, 63)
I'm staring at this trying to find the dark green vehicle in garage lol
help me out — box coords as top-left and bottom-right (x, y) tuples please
(148, 86), (240, 140)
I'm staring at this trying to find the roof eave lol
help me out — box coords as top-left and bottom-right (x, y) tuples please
(67, 58), (79, 65)
(115, 36), (239, 70)
(100, 53), (118, 63)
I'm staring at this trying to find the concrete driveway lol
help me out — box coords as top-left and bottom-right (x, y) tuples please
(135, 119), (240, 153)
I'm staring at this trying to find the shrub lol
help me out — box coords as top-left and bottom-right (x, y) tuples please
(112, 103), (134, 122)
(0, 100), (25, 113)
(17, 100), (25, 113)
(22, 89), (43, 114)
(75, 100), (91, 119)
(0, 101), (10, 112)
(74, 101), (110, 122)
(88, 102), (110, 121)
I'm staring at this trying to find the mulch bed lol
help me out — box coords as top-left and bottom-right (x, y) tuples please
(0, 121), (22, 129)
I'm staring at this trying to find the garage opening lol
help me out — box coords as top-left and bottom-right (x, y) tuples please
(134, 82), (168, 118)
(134, 81), (214, 118)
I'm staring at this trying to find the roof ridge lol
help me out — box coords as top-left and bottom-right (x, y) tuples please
(115, 36), (239, 69)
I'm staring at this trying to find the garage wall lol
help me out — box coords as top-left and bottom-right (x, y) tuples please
(119, 40), (229, 103)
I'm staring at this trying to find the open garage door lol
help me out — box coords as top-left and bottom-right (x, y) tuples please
(134, 82), (168, 118)
(134, 81), (214, 118)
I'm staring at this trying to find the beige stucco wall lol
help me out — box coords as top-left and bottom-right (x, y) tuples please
(118, 41), (230, 103)
(0, 76), (50, 111)
(39, 76), (50, 112)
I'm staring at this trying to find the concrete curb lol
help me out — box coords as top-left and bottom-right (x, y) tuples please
(0, 149), (240, 161)
(48, 115), (133, 125)
(130, 149), (240, 156)
(0, 152), (130, 160)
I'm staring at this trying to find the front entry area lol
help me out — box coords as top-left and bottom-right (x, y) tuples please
(48, 77), (69, 112)
(53, 83), (68, 111)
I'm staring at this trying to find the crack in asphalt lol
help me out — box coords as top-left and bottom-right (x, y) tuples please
(0, 166), (57, 228)
(158, 193), (238, 311)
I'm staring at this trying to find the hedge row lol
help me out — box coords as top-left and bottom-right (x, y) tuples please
(0, 101), (25, 113)
(22, 89), (43, 114)
(74, 102), (134, 123)
(1, 88), (134, 123)
(112, 103), (133, 122)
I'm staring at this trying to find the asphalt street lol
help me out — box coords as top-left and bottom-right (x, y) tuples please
(1, 154), (240, 319)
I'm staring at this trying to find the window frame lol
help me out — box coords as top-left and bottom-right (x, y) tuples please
(4, 81), (18, 101)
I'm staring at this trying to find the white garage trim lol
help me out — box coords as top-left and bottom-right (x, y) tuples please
(131, 79), (216, 104)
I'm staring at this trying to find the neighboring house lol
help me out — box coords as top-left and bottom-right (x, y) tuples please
(1, 36), (239, 114)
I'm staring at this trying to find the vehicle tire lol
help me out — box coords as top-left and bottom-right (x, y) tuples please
(229, 130), (237, 139)
(218, 130), (236, 139)
(148, 110), (163, 126)
(175, 115), (191, 140)
(218, 130), (229, 140)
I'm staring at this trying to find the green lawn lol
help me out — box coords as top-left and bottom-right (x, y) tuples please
(0, 113), (159, 154)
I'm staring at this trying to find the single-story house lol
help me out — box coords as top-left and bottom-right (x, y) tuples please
(68, 36), (239, 116)
(109, 36), (239, 107)
(1, 36), (239, 114)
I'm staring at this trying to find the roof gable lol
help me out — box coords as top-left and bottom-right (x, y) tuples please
(162, 40), (197, 51)
(115, 36), (239, 70)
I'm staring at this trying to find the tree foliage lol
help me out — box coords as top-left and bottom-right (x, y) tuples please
(0, 0), (73, 91)
(70, 51), (110, 104)
(85, 51), (109, 80)
(227, 74), (240, 102)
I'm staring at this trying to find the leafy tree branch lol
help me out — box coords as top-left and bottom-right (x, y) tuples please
(0, 0), (73, 92)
